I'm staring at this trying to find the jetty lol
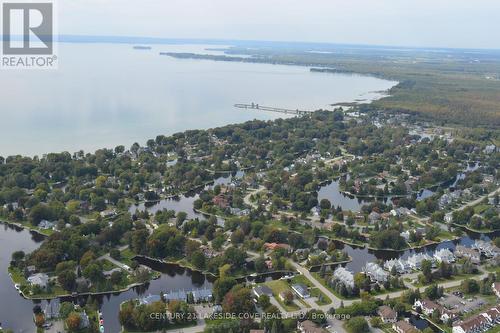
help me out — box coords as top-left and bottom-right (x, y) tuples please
(234, 103), (313, 116)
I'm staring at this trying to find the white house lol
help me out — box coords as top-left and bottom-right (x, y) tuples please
(384, 258), (408, 274)
(364, 262), (389, 283)
(407, 253), (433, 270)
(333, 266), (354, 289)
(27, 273), (49, 289)
(434, 248), (455, 263)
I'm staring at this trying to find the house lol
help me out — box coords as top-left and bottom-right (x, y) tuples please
(25, 265), (37, 275)
(445, 212), (454, 223)
(407, 253), (433, 270)
(401, 231), (411, 241)
(434, 248), (455, 263)
(474, 240), (500, 258)
(484, 144), (498, 154)
(103, 267), (122, 278)
(364, 262), (389, 283)
(297, 320), (327, 333)
(392, 320), (419, 333)
(38, 220), (55, 230)
(384, 258), (408, 274)
(455, 245), (481, 264)
(452, 314), (490, 333)
(291, 284), (310, 299)
(99, 209), (117, 218)
(212, 194), (230, 209)
(230, 207), (250, 216)
(333, 266), (355, 289)
(483, 307), (500, 323)
(492, 282), (500, 298)
(264, 242), (291, 252)
(369, 211), (381, 223)
(378, 305), (397, 323)
(44, 300), (60, 319)
(413, 299), (444, 316)
(252, 285), (273, 299)
(27, 273), (49, 289)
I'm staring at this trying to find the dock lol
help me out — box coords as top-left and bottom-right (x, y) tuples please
(234, 103), (313, 116)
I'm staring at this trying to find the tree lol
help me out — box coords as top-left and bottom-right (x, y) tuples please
(11, 250), (25, 263)
(345, 316), (369, 333)
(83, 263), (104, 284)
(222, 286), (255, 315)
(320, 199), (331, 210)
(110, 270), (124, 285)
(370, 316), (382, 328)
(191, 251), (206, 270)
(66, 312), (81, 331)
(58, 270), (77, 291)
(421, 259), (433, 283)
(59, 302), (75, 319)
(213, 277), (237, 303)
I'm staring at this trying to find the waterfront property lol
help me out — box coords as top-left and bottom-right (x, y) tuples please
(384, 258), (408, 274)
(406, 253), (433, 270)
(455, 245), (481, 264)
(434, 248), (455, 263)
(27, 273), (49, 289)
(332, 266), (355, 289)
(364, 262), (389, 283)
(393, 320), (419, 333)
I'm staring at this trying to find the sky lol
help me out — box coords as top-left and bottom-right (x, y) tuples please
(57, 0), (500, 49)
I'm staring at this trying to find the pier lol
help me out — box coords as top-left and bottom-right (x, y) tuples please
(234, 103), (313, 116)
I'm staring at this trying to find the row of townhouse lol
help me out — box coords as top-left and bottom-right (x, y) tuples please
(453, 305), (500, 333)
(383, 249), (456, 274)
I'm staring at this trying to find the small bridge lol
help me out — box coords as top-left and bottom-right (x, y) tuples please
(234, 103), (313, 116)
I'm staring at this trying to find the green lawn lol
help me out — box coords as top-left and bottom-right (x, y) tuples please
(8, 266), (26, 284)
(264, 280), (301, 312)
(120, 248), (136, 266)
(99, 258), (118, 271)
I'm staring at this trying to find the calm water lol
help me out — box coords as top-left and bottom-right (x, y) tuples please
(0, 43), (396, 156)
(0, 223), (45, 333)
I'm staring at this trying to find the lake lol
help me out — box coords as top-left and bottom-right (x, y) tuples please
(0, 43), (396, 156)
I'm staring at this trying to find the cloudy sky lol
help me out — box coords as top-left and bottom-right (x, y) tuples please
(59, 0), (499, 49)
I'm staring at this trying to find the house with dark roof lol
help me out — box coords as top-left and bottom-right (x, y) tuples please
(393, 320), (419, 333)
(378, 305), (397, 323)
(291, 284), (310, 299)
(252, 285), (273, 299)
(297, 320), (327, 333)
